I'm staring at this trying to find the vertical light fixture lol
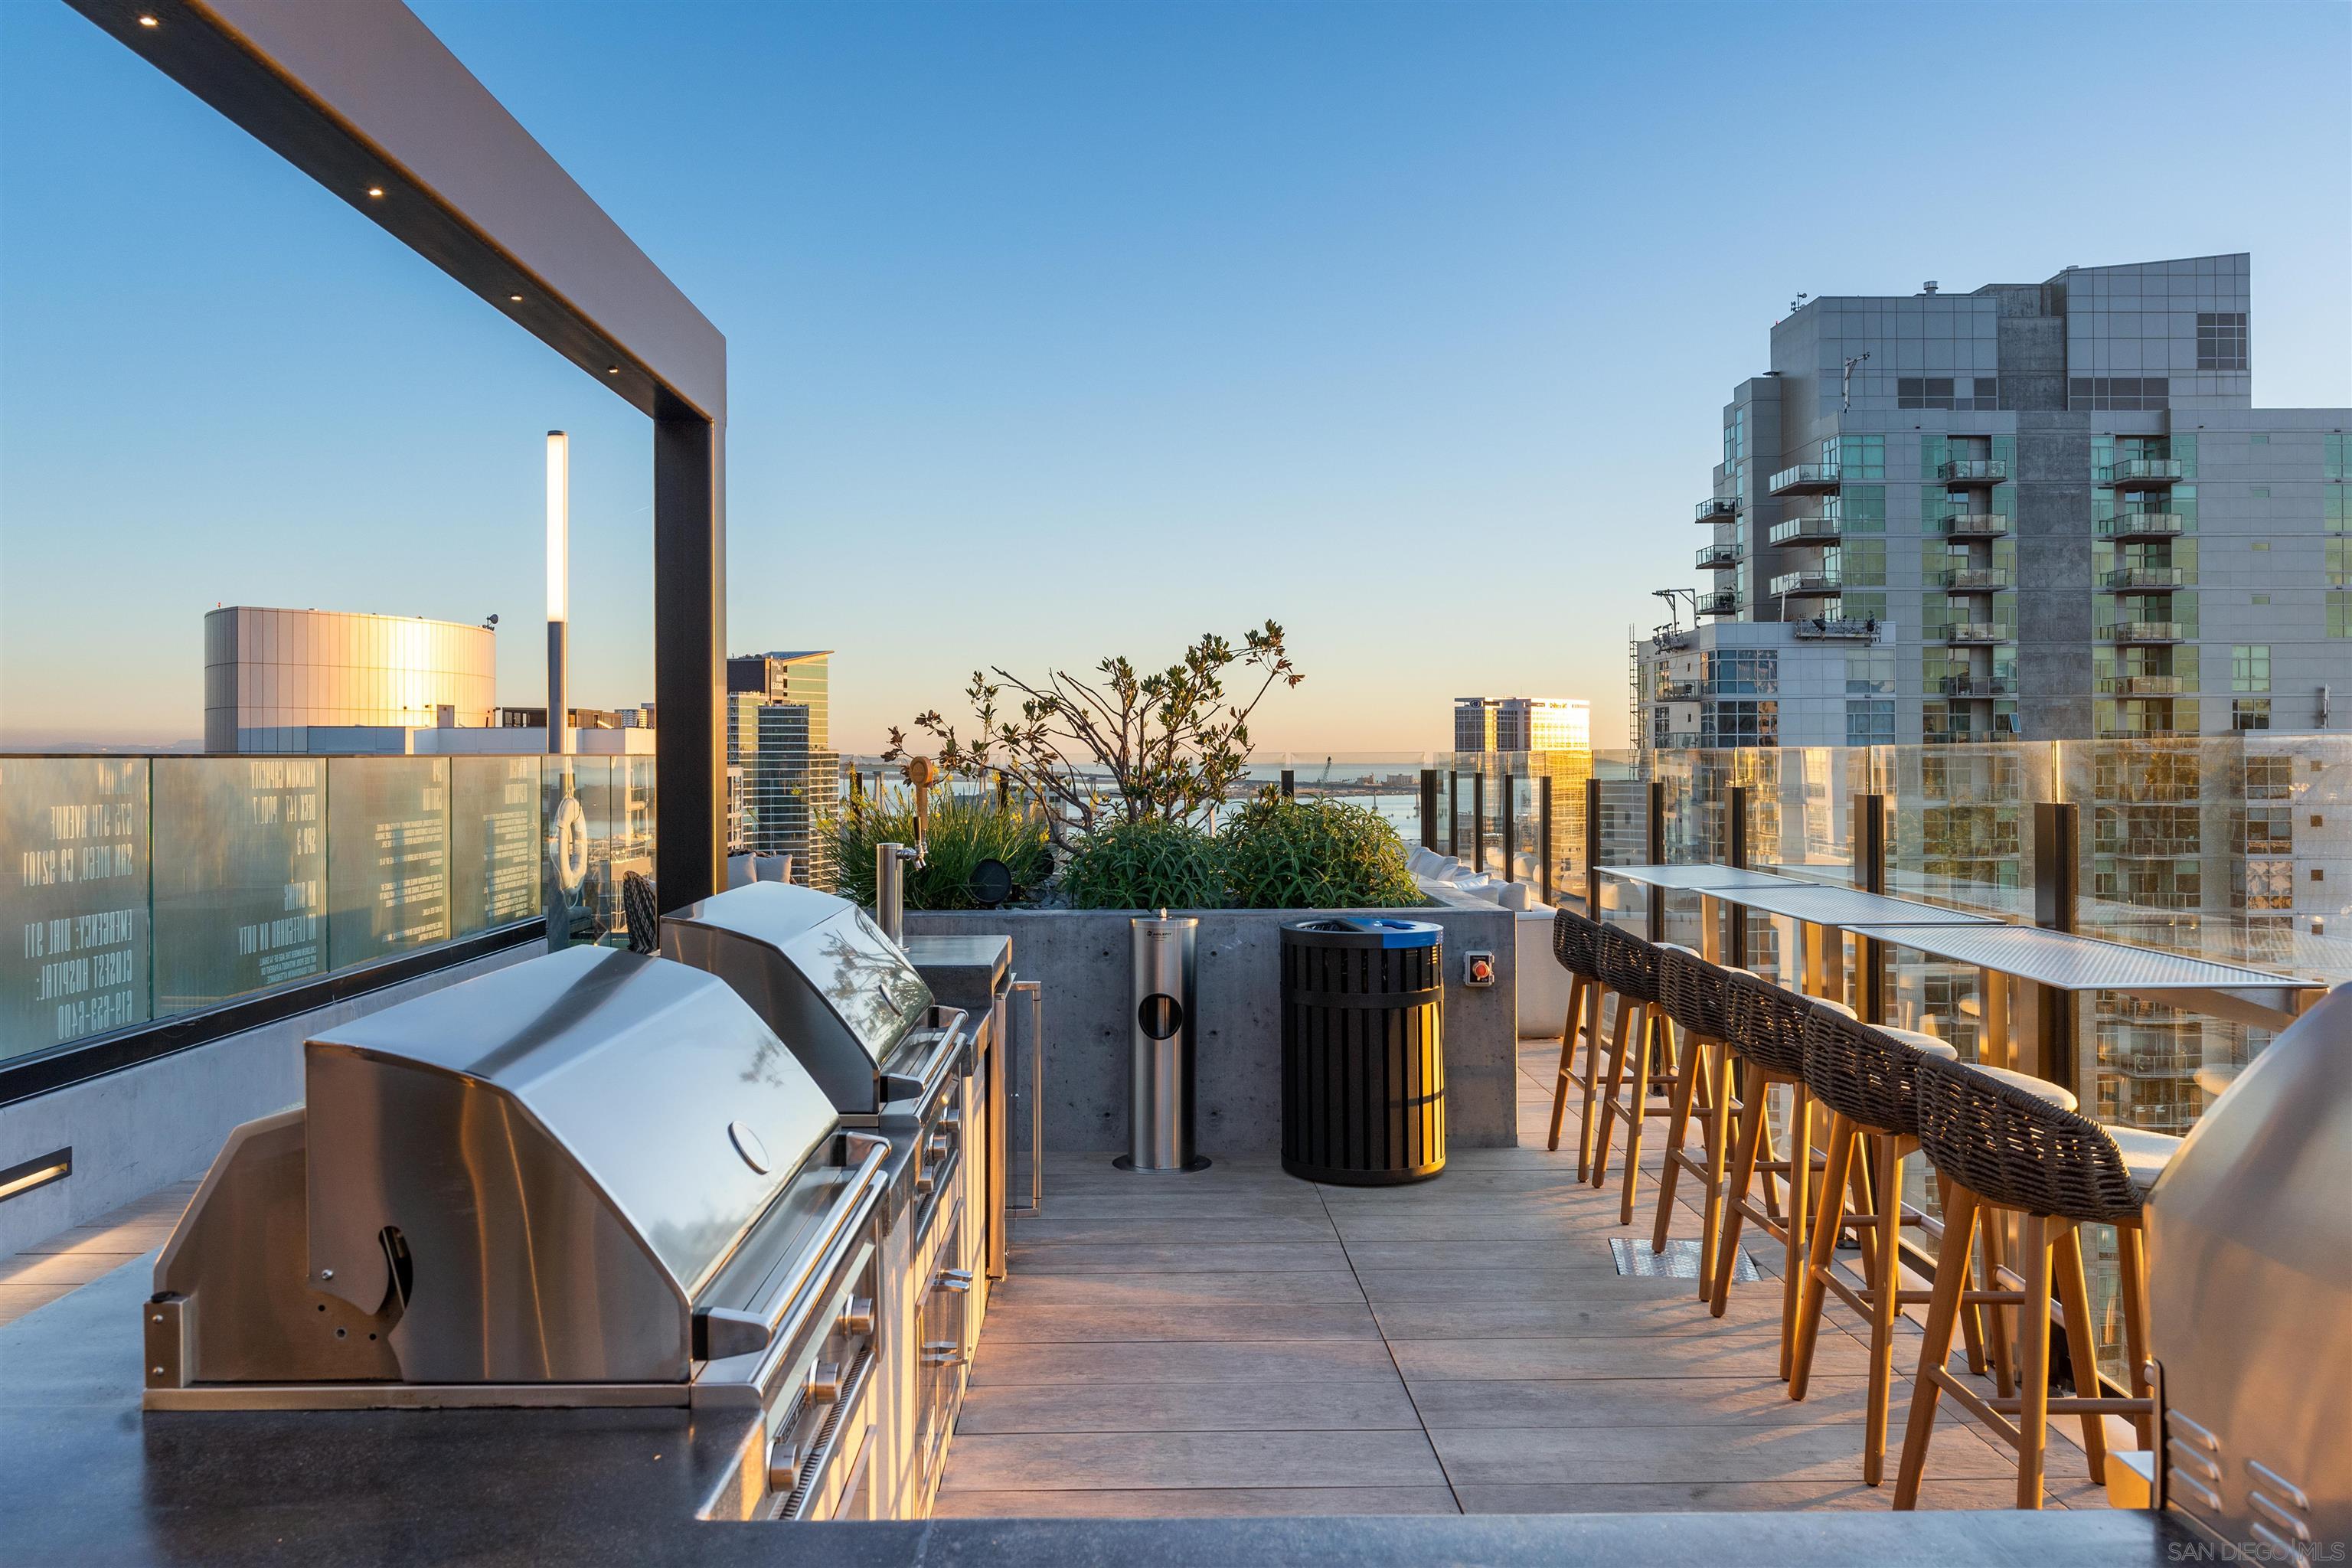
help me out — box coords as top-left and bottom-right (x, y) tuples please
(546, 430), (571, 755)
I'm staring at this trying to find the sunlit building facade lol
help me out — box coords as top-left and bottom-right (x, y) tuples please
(202, 606), (496, 754)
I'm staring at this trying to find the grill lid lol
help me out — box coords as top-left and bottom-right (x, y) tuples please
(308, 946), (839, 1315)
(662, 882), (936, 1112)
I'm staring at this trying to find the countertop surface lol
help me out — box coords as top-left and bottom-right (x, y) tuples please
(5, 1252), (2210, 1566)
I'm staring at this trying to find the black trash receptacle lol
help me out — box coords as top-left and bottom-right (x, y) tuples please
(1279, 917), (1446, 1185)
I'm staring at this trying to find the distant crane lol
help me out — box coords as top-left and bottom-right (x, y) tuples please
(1842, 350), (1871, 410)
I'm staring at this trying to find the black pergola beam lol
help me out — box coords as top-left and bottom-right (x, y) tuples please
(67, 0), (730, 906)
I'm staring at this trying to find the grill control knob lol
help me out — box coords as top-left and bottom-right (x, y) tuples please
(837, 1297), (875, 1337)
(926, 1132), (952, 1161)
(808, 1361), (844, 1403)
(914, 1173), (935, 1197)
(939, 1269), (975, 1295)
(920, 1340), (964, 1367)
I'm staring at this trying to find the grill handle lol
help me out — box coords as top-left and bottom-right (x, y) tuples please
(695, 1135), (890, 1365)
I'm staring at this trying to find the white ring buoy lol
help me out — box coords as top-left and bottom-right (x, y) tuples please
(552, 794), (590, 891)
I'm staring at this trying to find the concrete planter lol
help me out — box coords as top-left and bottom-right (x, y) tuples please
(903, 888), (1518, 1159)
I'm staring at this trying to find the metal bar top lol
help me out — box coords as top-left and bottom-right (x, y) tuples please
(1600, 867), (2003, 929)
(1857, 920), (2322, 993)
(1596, 864), (1808, 892)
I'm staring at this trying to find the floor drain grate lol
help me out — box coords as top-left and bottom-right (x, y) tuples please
(1609, 1236), (1759, 1282)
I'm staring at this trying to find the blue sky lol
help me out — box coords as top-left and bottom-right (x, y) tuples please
(4, 1), (2347, 753)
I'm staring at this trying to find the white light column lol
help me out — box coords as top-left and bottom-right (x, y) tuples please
(545, 430), (571, 755)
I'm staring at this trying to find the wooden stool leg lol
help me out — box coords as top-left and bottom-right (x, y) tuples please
(1861, 1133), (1906, 1486)
(1893, 1184), (1980, 1510)
(1589, 992), (1634, 1190)
(1958, 1205), (1989, 1377)
(1648, 1027), (1707, 1255)
(1618, 1007), (1663, 1225)
(1787, 1112), (1857, 1403)
(1845, 1148), (1880, 1294)
(1695, 1044), (1734, 1305)
(1981, 1211), (2014, 1399)
(2051, 1221), (2109, 1485)
(1574, 982), (1608, 1182)
(1710, 1060), (1769, 1320)
(1546, 972), (1586, 1152)
(2014, 1214), (2053, 1510)
(1778, 1087), (1815, 1383)
(2118, 1220), (2153, 1447)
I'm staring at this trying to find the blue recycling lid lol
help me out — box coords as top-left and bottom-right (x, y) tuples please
(1282, 916), (1442, 950)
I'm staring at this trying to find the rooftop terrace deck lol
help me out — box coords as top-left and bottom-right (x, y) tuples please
(935, 1036), (2108, 1517)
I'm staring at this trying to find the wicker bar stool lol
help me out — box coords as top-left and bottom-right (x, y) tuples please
(1784, 1011), (2075, 1485)
(1544, 908), (1612, 1179)
(1587, 926), (1688, 1224)
(1706, 969), (1835, 1378)
(1895, 1056), (2178, 1511)
(1646, 946), (1749, 1301)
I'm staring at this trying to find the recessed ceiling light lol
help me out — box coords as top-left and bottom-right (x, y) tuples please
(138, 15), (159, 26)
(508, 293), (524, 303)
(366, 187), (385, 199)
(606, 366), (621, 375)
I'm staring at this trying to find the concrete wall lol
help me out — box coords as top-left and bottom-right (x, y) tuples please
(904, 893), (1518, 1158)
(0, 944), (535, 1258)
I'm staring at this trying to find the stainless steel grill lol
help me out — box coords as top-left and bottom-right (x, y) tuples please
(142, 945), (899, 1520)
(2148, 981), (2349, 1560)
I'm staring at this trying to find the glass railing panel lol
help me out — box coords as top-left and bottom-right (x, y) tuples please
(2, 756), (152, 1060)
(153, 756), (330, 1015)
(450, 756), (545, 937)
(326, 756), (454, 968)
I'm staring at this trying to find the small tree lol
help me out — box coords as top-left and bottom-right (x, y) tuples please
(885, 621), (1302, 847)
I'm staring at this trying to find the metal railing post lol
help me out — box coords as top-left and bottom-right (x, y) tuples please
(1854, 792), (1887, 1023)
(1472, 769), (1487, 877)
(1726, 783), (1749, 967)
(1447, 770), (1460, 858)
(1583, 777), (1602, 919)
(1500, 766), (1516, 883)
(1419, 769), (1439, 851)
(1645, 779), (1666, 943)
(1538, 776), (1554, 906)
(1279, 768), (1295, 800)
(2032, 801), (2080, 1088)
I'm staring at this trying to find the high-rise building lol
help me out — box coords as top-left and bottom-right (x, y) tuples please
(1661, 253), (2347, 753)
(1454, 697), (1589, 753)
(203, 606), (495, 753)
(724, 650), (839, 888)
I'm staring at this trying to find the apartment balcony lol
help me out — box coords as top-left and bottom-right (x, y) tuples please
(1939, 511), (2009, 540)
(2101, 511), (2187, 541)
(1935, 457), (2008, 485)
(1694, 496), (1741, 524)
(1695, 588), (1740, 616)
(1939, 674), (2016, 697)
(2102, 620), (2187, 645)
(1659, 680), (1701, 701)
(1766, 462), (1841, 496)
(2103, 567), (2188, 591)
(2101, 675), (2190, 696)
(1766, 515), (1841, 547)
(1694, 542), (1743, 571)
(1940, 567), (2013, 593)
(1946, 622), (2011, 645)
(1768, 568), (1841, 600)
(2103, 457), (2185, 488)
(1926, 719), (2020, 744)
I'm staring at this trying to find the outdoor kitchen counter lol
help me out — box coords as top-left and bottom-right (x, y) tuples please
(6, 1256), (2205, 1567)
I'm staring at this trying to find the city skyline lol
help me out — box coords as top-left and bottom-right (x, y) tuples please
(4, 2), (2348, 755)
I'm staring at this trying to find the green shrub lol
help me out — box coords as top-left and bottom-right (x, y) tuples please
(1060, 817), (1227, 910)
(836, 789), (1053, 911)
(1220, 795), (1422, 910)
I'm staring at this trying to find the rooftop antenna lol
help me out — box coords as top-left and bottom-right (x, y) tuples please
(1842, 350), (1870, 410)
(1788, 291), (1809, 315)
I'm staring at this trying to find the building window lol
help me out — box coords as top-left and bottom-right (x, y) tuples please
(2196, 312), (2249, 371)
(2328, 433), (2349, 481)
(2069, 376), (2171, 412)
(1700, 700), (1779, 747)
(2331, 591), (2352, 639)
(1724, 407), (1746, 471)
(1704, 650), (1778, 696)
(2232, 645), (2270, 692)
(2328, 538), (2352, 588)
(1897, 377), (2000, 411)
(1845, 699), (1895, 746)
(2233, 698), (2272, 731)
(1823, 434), (1884, 479)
